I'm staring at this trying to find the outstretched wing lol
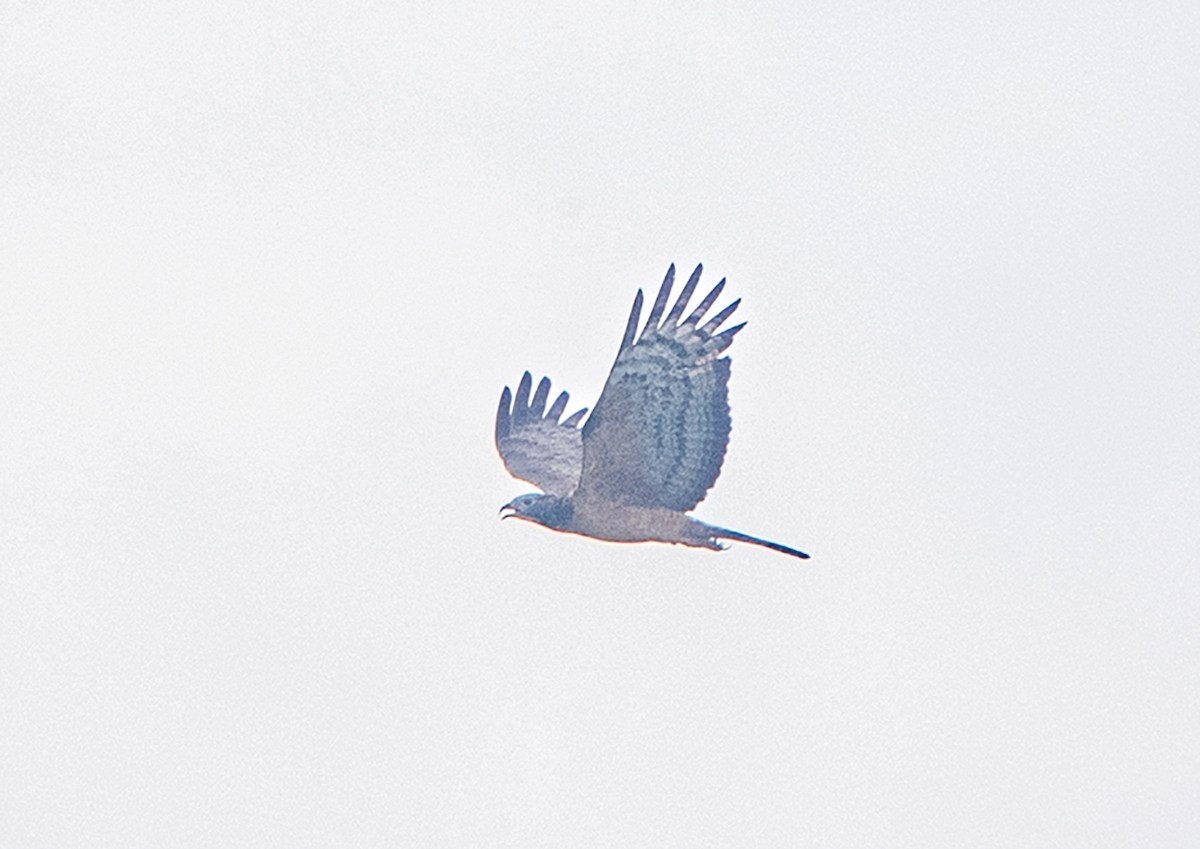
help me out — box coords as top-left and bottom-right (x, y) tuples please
(576, 263), (745, 511)
(495, 371), (588, 496)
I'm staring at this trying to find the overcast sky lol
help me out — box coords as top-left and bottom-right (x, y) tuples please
(3, 2), (1198, 846)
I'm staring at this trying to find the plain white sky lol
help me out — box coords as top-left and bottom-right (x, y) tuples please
(3, 2), (1198, 846)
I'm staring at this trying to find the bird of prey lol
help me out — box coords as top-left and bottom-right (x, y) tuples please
(495, 263), (809, 560)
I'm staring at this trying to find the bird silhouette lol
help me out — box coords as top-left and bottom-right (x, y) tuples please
(495, 263), (809, 559)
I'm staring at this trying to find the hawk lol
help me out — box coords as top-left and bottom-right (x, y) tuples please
(495, 263), (809, 560)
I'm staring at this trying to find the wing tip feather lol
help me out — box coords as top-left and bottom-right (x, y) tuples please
(712, 321), (747, 352)
(532, 376), (551, 415)
(643, 264), (675, 335)
(664, 262), (704, 327)
(547, 390), (569, 421)
(495, 385), (513, 440)
(562, 407), (589, 428)
(620, 289), (644, 352)
(700, 297), (741, 337)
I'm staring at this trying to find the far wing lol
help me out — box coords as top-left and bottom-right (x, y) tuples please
(577, 264), (745, 511)
(495, 371), (588, 496)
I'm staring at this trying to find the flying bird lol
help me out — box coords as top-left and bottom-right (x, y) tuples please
(495, 263), (809, 560)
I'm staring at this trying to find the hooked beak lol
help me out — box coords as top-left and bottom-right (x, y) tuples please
(498, 503), (516, 520)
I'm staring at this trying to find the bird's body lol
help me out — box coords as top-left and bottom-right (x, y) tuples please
(495, 263), (809, 560)
(538, 495), (716, 549)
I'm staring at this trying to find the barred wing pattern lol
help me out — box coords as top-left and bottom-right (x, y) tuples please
(577, 263), (745, 511)
(495, 371), (588, 496)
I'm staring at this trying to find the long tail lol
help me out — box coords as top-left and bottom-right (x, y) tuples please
(710, 525), (810, 560)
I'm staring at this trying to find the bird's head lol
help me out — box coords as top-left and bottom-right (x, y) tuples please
(499, 493), (573, 529)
